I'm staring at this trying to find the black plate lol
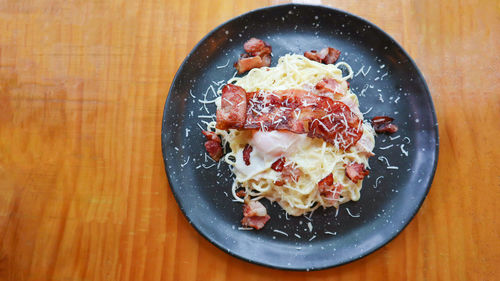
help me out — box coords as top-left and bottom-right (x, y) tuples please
(162, 4), (438, 270)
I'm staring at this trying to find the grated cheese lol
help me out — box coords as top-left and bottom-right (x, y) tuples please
(346, 208), (360, 217)
(216, 60), (230, 69)
(273, 229), (289, 236)
(400, 144), (409, 156)
(379, 144), (394, 150)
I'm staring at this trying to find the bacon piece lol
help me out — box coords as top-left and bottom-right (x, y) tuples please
(236, 190), (246, 198)
(243, 144), (253, 165)
(202, 130), (221, 143)
(304, 47), (341, 64)
(345, 163), (369, 183)
(241, 200), (270, 230)
(322, 47), (341, 64)
(204, 140), (223, 161)
(271, 157), (286, 172)
(246, 89), (363, 150)
(243, 200), (267, 216)
(372, 116), (398, 134)
(235, 56), (268, 74)
(273, 160), (301, 186)
(216, 86), (363, 150)
(261, 54), (271, 67)
(201, 130), (223, 161)
(315, 78), (347, 99)
(235, 38), (272, 73)
(304, 50), (322, 62)
(243, 38), (272, 57)
(241, 215), (270, 230)
(318, 173), (343, 201)
(216, 84), (247, 130)
(318, 173), (334, 191)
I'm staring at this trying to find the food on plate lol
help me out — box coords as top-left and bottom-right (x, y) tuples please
(241, 200), (270, 230)
(234, 38), (272, 73)
(202, 130), (223, 161)
(304, 47), (341, 64)
(371, 116), (398, 134)
(204, 53), (376, 230)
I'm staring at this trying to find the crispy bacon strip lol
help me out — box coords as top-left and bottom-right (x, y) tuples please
(372, 116), (398, 134)
(235, 38), (272, 74)
(345, 163), (369, 183)
(216, 84), (247, 130)
(204, 141), (222, 161)
(202, 130), (223, 161)
(241, 215), (270, 230)
(318, 173), (343, 201)
(243, 144), (253, 166)
(241, 200), (270, 230)
(304, 51), (322, 62)
(236, 190), (246, 198)
(244, 38), (272, 57)
(304, 47), (341, 64)
(216, 85), (363, 150)
(272, 158), (301, 186)
(315, 78), (347, 99)
(235, 55), (271, 74)
(202, 130), (221, 143)
(271, 157), (286, 172)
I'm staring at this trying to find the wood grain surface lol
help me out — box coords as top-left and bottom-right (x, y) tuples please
(0, 0), (499, 280)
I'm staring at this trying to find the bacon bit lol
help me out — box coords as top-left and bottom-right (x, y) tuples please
(272, 160), (301, 185)
(345, 163), (369, 183)
(216, 84), (247, 130)
(243, 200), (267, 216)
(271, 157), (286, 172)
(235, 38), (272, 73)
(318, 173), (334, 190)
(234, 56), (269, 74)
(274, 180), (285, 186)
(236, 190), (246, 198)
(241, 200), (270, 230)
(243, 38), (272, 57)
(243, 144), (253, 165)
(304, 50), (322, 62)
(282, 164), (302, 183)
(202, 130), (223, 161)
(261, 54), (271, 67)
(322, 47), (341, 64)
(204, 140), (223, 161)
(202, 130), (221, 143)
(371, 116), (398, 134)
(315, 78), (346, 99)
(241, 215), (270, 230)
(318, 173), (343, 200)
(304, 47), (341, 64)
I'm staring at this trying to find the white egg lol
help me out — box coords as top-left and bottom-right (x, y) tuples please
(250, 130), (307, 160)
(234, 131), (307, 180)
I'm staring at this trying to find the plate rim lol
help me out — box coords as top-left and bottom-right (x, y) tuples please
(161, 3), (439, 271)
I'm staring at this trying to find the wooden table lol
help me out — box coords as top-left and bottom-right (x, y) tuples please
(0, 0), (498, 280)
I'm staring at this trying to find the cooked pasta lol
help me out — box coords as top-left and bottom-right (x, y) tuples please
(205, 54), (375, 216)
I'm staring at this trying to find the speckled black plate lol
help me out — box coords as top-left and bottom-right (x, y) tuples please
(161, 4), (438, 270)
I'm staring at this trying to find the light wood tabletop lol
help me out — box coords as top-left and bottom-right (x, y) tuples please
(0, 0), (499, 280)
